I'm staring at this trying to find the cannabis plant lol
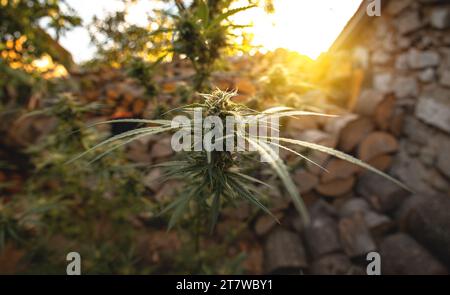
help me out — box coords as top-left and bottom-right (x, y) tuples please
(72, 89), (408, 231)
(169, 1), (255, 90)
(10, 94), (149, 273)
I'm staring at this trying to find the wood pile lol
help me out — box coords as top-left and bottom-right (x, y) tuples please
(285, 94), (403, 199)
(117, 67), (449, 274)
(2, 51), (448, 275)
(256, 191), (450, 274)
(256, 93), (450, 274)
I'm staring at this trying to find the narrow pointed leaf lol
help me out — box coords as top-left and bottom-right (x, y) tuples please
(275, 137), (411, 192)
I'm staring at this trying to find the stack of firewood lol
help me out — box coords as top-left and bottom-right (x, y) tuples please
(261, 94), (450, 275)
(284, 93), (403, 199)
(262, 193), (450, 275)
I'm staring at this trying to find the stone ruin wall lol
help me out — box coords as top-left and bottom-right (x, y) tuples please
(352, 0), (450, 196)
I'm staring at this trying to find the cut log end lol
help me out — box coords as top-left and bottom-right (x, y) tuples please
(316, 176), (356, 197)
(264, 228), (308, 274)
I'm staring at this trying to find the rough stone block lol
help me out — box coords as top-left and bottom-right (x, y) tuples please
(395, 11), (423, 35)
(415, 96), (450, 133)
(440, 70), (450, 87)
(373, 72), (393, 93)
(408, 49), (440, 69)
(430, 8), (450, 29)
(419, 68), (435, 82)
(393, 76), (419, 98)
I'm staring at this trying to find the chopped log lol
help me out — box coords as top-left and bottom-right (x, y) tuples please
(286, 117), (320, 136)
(310, 199), (338, 217)
(354, 89), (385, 116)
(263, 186), (291, 212)
(290, 214), (305, 233)
(363, 211), (394, 237)
(254, 213), (283, 236)
(321, 159), (360, 183)
(357, 132), (399, 162)
(297, 130), (337, 175)
(373, 95), (405, 136)
(309, 253), (354, 275)
(389, 109), (404, 136)
(301, 192), (321, 208)
(338, 198), (370, 218)
(339, 117), (375, 152)
(304, 214), (342, 259)
(306, 152), (330, 175)
(264, 228), (308, 274)
(293, 170), (319, 194)
(316, 176), (355, 197)
(357, 173), (409, 214)
(297, 130), (337, 148)
(380, 233), (448, 275)
(324, 113), (358, 135)
(366, 154), (393, 172)
(325, 114), (375, 153)
(374, 94), (395, 130)
(397, 194), (450, 266)
(339, 213), (376, 258)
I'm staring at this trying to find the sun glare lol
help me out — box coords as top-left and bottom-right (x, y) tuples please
(61, 0), (362, 62)
(232, 0), (363, 59)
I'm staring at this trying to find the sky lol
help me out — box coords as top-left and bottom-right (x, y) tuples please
(59, 0), (157, 63)
(59, 0), (363, 63)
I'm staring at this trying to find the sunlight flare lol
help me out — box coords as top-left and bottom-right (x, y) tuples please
(232, 0), (363, 59)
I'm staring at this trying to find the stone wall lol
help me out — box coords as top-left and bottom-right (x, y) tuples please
(352, 0), (450, 195)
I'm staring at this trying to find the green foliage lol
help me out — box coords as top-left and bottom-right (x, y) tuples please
(126, 57), (161, 97)
(89, 9), (162, 66)
(74, 89), (408, 234)
(0, 59), (39, 102)
(0, 94), (151, 273)
(0, 1), (408, 275)
(0, 0), (80, 115)
(89, 0), (257, 91)
(170, 0), (256, 90)
(0, 0), (81, 68)
(172, 232), (247, 274)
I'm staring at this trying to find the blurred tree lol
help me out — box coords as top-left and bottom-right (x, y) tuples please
(0, 0), (81, 70)
(88, 1), (276, 91)
(0, 0), (81, 106)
